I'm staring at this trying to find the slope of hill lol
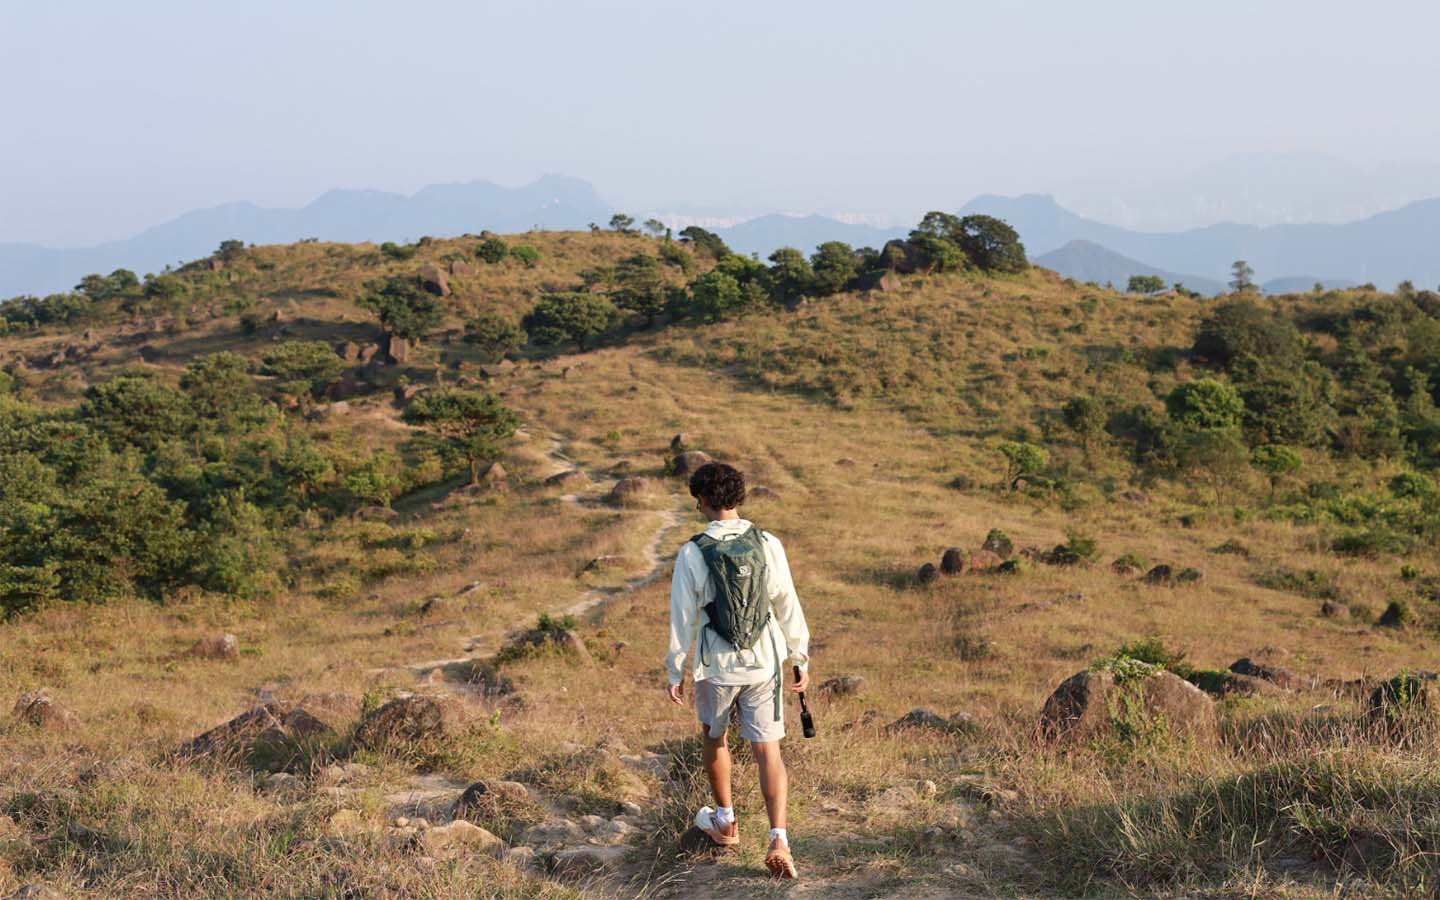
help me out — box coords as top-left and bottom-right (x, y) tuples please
(3, 229), (1440, 898)
(1034, 239), (1224, 293)
(963, 193), (1440, 289)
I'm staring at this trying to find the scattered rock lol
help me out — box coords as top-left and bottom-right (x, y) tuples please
(335, 340), (361, 361)
(318, 762), (372, 786)
(820, 674), (866, 695)
(448, 259), (474, 277)
(355, 694), (467, 749)
(185, 633), (240, 661)
(383, 333), (412, 365)
(669, 433), (690, 451)
(418, 820), (503, 858)
(503, 845), (538, 871)
(1320, 600), (1341, 618)
(519, 818), (586, 849)
(11, 690), (77, 731)
(6, 886), (66, 900)
(1228, 658), (1300, 690)
(835, 457), (858, 467)
(1040, 668), (1215, 741)
(1142, 564), (1174, 585)
(916, 562), (938, 585)
(178, 701), (334, 769)
(479, 462), (508, 490)
(326, 809), (368, 837)
(479, 359), (517, 379)
(968, 549), (1003, 571)
(749, 485), (779, 500)
(415, 264), (450, 296)
(1110, 559), (1141, 576)
(1120, 489), (1149, 505)
(889, 708), (972, 733)
(417, 595), (454, 617)
(876, 271), (901, 292)
(671, 450), (713, 477)
(1377, 601), (1409, 628)
(357, 343), (381, 364)
(353, 505), (398, 522)
(1175, 567), (1204, 584)
(981, 531), (1015, 558)
(940, 548), (966, 575)
(1368, 673), (1433, 725)
(543, 469), (585, 488)
(608, 477), (650, 506)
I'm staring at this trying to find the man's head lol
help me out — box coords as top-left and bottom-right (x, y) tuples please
(689, 462), (746, 518)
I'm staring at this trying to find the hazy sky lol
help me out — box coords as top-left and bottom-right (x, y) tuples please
(4, 0), (1440, 246)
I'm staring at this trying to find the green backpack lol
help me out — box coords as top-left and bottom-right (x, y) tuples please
(692, 524), (784, 721)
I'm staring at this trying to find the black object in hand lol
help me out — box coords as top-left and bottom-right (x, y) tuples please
(794, 665), (816, 738)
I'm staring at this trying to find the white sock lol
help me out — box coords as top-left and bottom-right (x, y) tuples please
(770, 827), (788, 846)
(714, 806), (734, 827)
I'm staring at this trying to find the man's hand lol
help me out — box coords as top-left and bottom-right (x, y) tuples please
(666, 681), (685, 706)
(789, 667), (810, 693)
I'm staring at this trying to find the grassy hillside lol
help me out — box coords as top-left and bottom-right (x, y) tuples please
(2, 227), (1439, 898)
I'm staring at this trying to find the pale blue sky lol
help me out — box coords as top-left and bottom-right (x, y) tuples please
(4, 0), (1439, 245)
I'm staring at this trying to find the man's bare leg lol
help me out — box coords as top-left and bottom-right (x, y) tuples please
(699, 729), (738, 843)
(753, 740), (797, 877)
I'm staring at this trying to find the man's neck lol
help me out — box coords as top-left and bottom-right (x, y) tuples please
(711, 508), (742, 522)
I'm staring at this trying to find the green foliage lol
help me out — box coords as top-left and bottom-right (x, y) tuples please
(510, 244), (542, 268)
(955, 214), (1028, 273)
(522, 292), (618, 351)
(1061, 395), (1108, 456)
(1229, 260), (1256, 292)
(1192, 300), (1304, 368)
(80, 373), (195, 451)
(687, 270), (744, 323)
(260, 341), (345, 400)
(476, 237), (509, 264)
(358, 274), (444, 340)
(998, 441), (1048, 490)
(809, 241), (859, 295)
(1250, 445), (1303, 500)
(610, 253), (668, 326)
(1127, 275), (1166, 294)
(463, 312), (527, 361)
(1166, 379), (1244, 431)
(608, 214), (635, 234)
(1111, 637), (1187, 671)
(1232, 358), (1335, 447)
(677, 226), (729, 260)
(766, 247), (814, 304)
(215, 239), (246, 262)
(380, 241), (416, 261)
(402, 389), (519, 484)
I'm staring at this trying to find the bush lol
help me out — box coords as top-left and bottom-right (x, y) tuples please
(261, 341), (345, 400)
(476, 237), (508, 264)
(1166, 379), (1245, 432)
(521, 292), (617, 351)
(463, 312), (527, 361)
(380, 241), (416, 261)
(809, 241), (859, 295)
(1192, 300), (1304, 368)
(998, 441), (1048, 490)
(358, 275), (444, 340)
(510, 245), (542, 268)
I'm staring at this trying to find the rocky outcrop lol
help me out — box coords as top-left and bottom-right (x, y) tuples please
(178, 701), (335, 769)
(355, 695), (467, 749)
(1040, 667), (1215, 741)
(11, 690), (77, 731)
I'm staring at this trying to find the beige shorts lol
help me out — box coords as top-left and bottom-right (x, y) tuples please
(695, 677), (785, 743)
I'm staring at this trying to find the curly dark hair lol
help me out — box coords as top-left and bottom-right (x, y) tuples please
(689, 462), (746, 510)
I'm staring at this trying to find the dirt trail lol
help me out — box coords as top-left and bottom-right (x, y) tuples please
(375, 432), (687, 680)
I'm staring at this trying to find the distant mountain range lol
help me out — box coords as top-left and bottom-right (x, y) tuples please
(959, 194), (1440, 291)
(2, 174), (1438, 298)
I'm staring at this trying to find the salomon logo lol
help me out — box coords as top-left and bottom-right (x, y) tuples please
(738, 565), (751, 576)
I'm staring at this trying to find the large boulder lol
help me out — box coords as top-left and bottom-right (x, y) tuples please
(382, 333), (412, 365)
(671, 450), (713, 477)
(11, 690), (77, 731)
(177, 701), (335, 770)
(940, 548), (966, 575)
(185, 633), (240, 661)
(416, 264), (451, 296)
(355, 694), (467, 749)
(608, 477), (650, 506)
(1040, 667), (1215, 742)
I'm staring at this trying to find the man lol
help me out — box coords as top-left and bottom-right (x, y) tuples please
(666, 461), (810, 879)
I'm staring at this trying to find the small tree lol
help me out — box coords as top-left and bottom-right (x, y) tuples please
(956, 215), (1027, 273)
(766, 247), (814, 304)
(476, 237), (509, 264)
(1127, 274), (1166, 294)
(522, 293), (617, 351)
(1229, 260), (1256, 293)
(677, 226), (730, 260)
(1166, 379), (1245, 432)
(611, 253), (668, 326)
(643, 218), (667, 238)
(402, 389), (519, 485)
(463, 312), (527, 361)
(1250, 444), (1302, 502)
(1061, 395), (1108, 458)
(609, 213), (636, 234)
(216, 239), (246, 263)
(358, 275), (444, 340)
(688, 270), (743, 323)
(998, 441), (1049, 491)
(510, 245), (542, 268)
(810, 241), (859, 295)
(260, 341), (346, 402)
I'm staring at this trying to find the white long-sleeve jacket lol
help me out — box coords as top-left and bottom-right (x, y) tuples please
(666, 519), (810, 686)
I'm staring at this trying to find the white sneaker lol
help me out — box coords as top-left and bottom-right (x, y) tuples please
(694, 806), (739, 846)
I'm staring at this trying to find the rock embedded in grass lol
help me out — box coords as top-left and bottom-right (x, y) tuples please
(669, 432), (690, 451)
(671, 450), (713, 477)
(1228, 657), (1300, 690)
(178, 701), (335, 770)
(11, 690), (77, 731)
(185, 632), (240, 661)
(820, 674), (866, 695)
(1142, 564), (1174, 585)
(940, 548), (966, 574)
(355, 694), (467, 749)
(608, 477), (649, 506)
(916, 562), (938, 585)
(1040, 667), (1215, 742)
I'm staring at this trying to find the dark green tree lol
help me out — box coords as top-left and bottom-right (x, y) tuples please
(1192, 300), (1304, 368)
(1250, 445), (1303, 502)
(522, 293), (618, 351)
(358, 275), (445, 340)
(1127, 274), (1166, 294)
(79, 374), (194, 452)
(260, 341), (346, 401)
(677, 226), (730, 260)
(609, 213), (636, 234)
(688, 270), (743, 323)
(611, 254), (668, 326)
(1229, 260), (1256, 293)
(1061, 395), (1108, 458)
(955, 215), (1027, 273)
(767, 247), (814, 304)
(476, 236), (509, 264)
(463, 312), (527, 361)
(643, 218), (667, 237)
(810, 241), (859, 295)
(402, 389), (519, 484)
(510, 244), (542, 268)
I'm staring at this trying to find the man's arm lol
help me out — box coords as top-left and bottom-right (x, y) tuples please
(665, 543), (701, 692)
(765, 535), (810, 673)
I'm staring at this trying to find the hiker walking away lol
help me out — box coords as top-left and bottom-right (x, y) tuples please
(665, 462), (810, 879)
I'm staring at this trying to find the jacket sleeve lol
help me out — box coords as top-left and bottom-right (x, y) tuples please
(665, 543), (701, 685)
(764, 534), (810, 671)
